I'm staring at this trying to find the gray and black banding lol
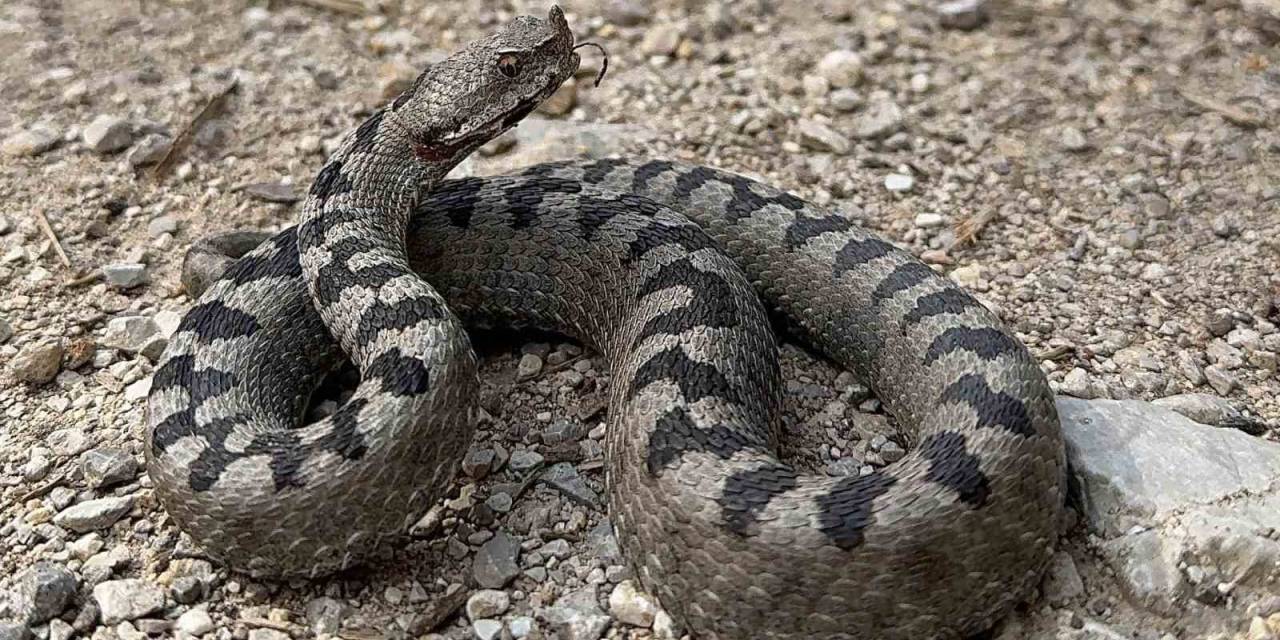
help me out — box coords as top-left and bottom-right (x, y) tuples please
(644, 407), (759, 475)
(871, 261), (936, 306)
(628, 345), (741, 405)
(904, 288), (984, 326)
(832, 236), (896, 276)
(148, 42), (1064, 639)
(924, 327), (1023, 365)
(783, 214), (854, 249)
(920, 432), (991, 507)
(940, 374), (1036, 438)
(814, 471), (898, 550)
(719, 464), (798, 535)
(178, 301), (261, 342)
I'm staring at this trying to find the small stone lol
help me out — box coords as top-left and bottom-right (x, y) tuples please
(1206, 310), (1235, 337)
(103, 262), (148, 289)
(854, 98), (903, 139)
(653, 609), (680, 640)
(796, 119), (849, 154)
(102, 316), (165, 358)
(473, 531), (520, 589)
(517, 353), (543, 380)
(509, 450), (544, 472)
(1211, 215), (1239, 239)
(472, 620), (502, 640)
(1060, 126), (1089, 152)
(879, 441), (906, 463)
(175, 609), (214, 636)
(815, 50), (863, 88)
(11, 340), (63, 385)
(829, 88), (863, 112)
(541, 462), (599, 506)
(1043, 551), (1085, 606)
(466, 590), (510, 620)
(304, 597), (348, 636)
(884, 173), (914, 192)
(0, 317), (12, 343)
(11, 562), (79, 624)
(248, 630), (289, 640)
(609, 580), (658, 627)
(914, 212), (944, 228)
(603, 0), (648, 26)
(3, 125), (59, 157)
(127, 134), (170, 168)
(509, 616), (535, 638)
(48, 428), (91, 456)
(53, 495), (134, 533)
(545, 588), (609, 640)
(1204, 365), (1236, 395)
(1248, 617), (1275, 640)
(640, 25), (681, 57)
(93, 579), (165, 624)
(537, 79), (577, 117)
(937, 0), (989, 30)
(1059, 368), (1097, 399)
(0, 623), (30, 640)
(80, 448), (138, 489)
(462, 448), (496, 480)
(802, 74), (829, 98)
(82, 115), (133, 153)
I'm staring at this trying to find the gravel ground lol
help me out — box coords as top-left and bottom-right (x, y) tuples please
(1, 1), (1278, 639)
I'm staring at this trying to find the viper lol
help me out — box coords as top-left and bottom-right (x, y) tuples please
(146, 7), (1066, 638)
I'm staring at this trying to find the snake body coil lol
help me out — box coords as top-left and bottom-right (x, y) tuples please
(147, 8), (1065, 639)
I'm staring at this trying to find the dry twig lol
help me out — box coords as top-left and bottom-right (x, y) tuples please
(35, 210), (71, 268)
(954, 208), (998, 247)
(288, 0), (367, 15)
(150, 79), (239, 181)
(1177, 89), (1266, 129)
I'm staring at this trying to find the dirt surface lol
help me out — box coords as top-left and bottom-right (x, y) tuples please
(1, 1), (1278, 639)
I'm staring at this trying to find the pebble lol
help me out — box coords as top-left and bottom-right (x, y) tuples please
(0, 623), (30, 640)
(602, 0), (648, 26)
(11, 340), (64, 385)
(53, 495), (134, 533)
(465, 589), (511, 620)
(1043, 551), (1085, 606)
(884, 173), (914, 192)
(80, 448), (139, 489)
(854, 98), (903, 139)
(93, 579), (165, 624)
(473, 531), (520, 589)
(3, 125), (59, 157)
(1060, 126), (1090, 152)
(609, 580), (659, 627)
(127, 134), (170, 167)
(914, 212), (944, 228)
(103, 262), (148, 289)
(11, 562), (78, 624)
(937, 0), (989, 30)
(462, 448), (496, 480)
(815, 50), (863, 88)
(541, 462), (599, 506)
(545, 588), (610, 640)
(829, 88), (863, 112)
(82, 115), (134, 153)
(509, 616), (535, 638)
(49, 428), (91, 456)
(508, 450), (544, 472)
(175, 609), (215, 636)
(102, 315), (165, 358)
(485, 492), (513, 513)
(517, 353), (543, 380)
(472, 619), (503, 640)
(640, 25), (681, 56)
(248, 630), (290, 640)
(304, 597), (348, 636)
(1203, 365), (1236, 395)
(796, 119), (849, 154)
(0, 317), (12, 343)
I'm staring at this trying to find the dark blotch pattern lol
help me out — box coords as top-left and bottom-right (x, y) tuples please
(365, 349), (432, 397)
(350, 110), (384, 154)
(645, 407), (759, 475)
(431, 177), (488, 229)
(920, 431), (991, 507)
(631, 159), (677, 193)
(940, 374), (1036, 438)
(814, 471), (898, 550)
(719, 464), (798, 535)
(671, 165), (806, 223)
(832, 237), (894, 276)
(581, 157), (628, 184)
(179, 301), (261, 342)
(871, 261), (935, 306)
(636, 257), (739, 342)
(629, 345), (740, 405)
(355, 294), (446, 348)
(308, 160), (352, 206)
(783, 214), (853, 249)
(924, 327), (1022, 365)
(227, 231), (303, 286)
(903, 289), (981, 326)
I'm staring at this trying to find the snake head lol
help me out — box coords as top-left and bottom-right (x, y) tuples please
(390, 6), (580, 164)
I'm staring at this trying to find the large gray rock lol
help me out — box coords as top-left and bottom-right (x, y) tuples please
(472, 531), (520, 589)
(10, 563), (78, 624)
(545, 588), (609, 640)
(1058, 398), (1280, 535)
(92, 579), (165, 624)
(53, 495), (134, 533)
(1058, 398), (1280, 613)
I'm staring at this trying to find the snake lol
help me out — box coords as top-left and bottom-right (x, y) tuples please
(144, 7), (1066, 639)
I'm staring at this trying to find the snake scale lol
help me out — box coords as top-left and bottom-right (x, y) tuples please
(145, 7), (1066, 639)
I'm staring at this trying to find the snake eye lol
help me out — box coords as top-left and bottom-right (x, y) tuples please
(497, 53), (521, 78)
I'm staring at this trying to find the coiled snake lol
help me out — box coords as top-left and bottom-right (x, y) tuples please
(145, 7), (1066, 639)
